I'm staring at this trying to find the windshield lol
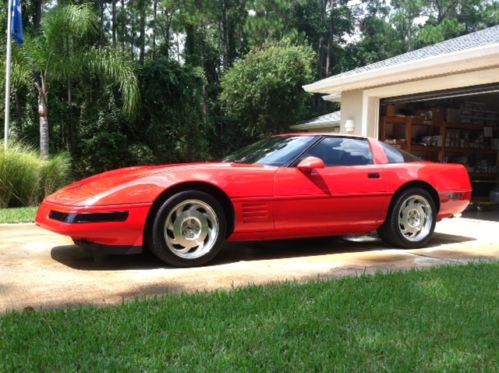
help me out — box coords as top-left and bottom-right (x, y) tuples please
(224, 136), (318, 166)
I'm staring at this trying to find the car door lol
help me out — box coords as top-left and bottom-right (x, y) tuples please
(273, 137), (392, 237)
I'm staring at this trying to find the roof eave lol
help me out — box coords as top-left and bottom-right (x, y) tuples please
(303, 42), (499, 95)
(322, 93), (341, 102)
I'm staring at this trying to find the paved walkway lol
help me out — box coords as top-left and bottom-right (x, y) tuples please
(0, 217), (498, 312)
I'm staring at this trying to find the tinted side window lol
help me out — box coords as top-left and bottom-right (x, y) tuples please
(304, 137), (373, 166)
(225, 136), (318, 166)
(380, 142), (421, 163)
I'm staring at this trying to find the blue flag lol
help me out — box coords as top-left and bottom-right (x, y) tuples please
(11, 0), (24, 45)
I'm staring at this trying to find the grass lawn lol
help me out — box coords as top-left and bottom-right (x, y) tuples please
(0, 207), (38, 223)
(0, 262), (497, 371)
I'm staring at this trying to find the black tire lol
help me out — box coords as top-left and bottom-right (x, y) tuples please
(378, 188), (437, 249)
(149, 190), (227, 267)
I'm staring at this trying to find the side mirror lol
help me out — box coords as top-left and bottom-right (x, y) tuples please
(297, 156), (325, 172)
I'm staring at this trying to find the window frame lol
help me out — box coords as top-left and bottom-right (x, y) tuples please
(290, 136), (375, 168)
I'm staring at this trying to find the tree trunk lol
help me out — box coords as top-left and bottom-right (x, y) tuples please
(15, 92), (22, 132)
(139, 0), (146, 64)
(222, 0), (229, 69)
(436, 0), (445, 23)
(164, 12), (172, 58)
(314, 0), (327, 112)
(152, 0), (157, 57)
(325, 39), (330, 77)
(185, 23), (202, 66)
(112, 0), (117, 48)
(67, 79), (76, 156)
(33, 0), (42, 33)
(121, 0), (126, 53)
(326, 0), (336, 77)
(130, 6), (135, 59)
(37, 77), (49, 158)
(99, 0), (104, 47)
(318, 0), (327, 79)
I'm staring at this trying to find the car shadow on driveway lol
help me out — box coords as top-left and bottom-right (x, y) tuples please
(50, 245), (163, 271)
(50, 231), (476, 271)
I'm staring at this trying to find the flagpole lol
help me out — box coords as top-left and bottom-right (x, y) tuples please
(4, 0), (13, 151)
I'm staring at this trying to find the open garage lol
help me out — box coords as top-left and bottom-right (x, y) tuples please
(304, 25), (499, 206)
(379, 84), (499, 202)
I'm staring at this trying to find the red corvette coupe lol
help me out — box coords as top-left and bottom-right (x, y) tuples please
(36, 134), (471, 267)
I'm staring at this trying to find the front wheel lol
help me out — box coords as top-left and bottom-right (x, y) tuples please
(150, 190), (227, 267)
(378, 188), (436, 249)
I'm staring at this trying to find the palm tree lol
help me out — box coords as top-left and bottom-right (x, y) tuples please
(15, 4), (139, 157)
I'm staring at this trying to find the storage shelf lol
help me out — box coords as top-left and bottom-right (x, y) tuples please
(469, 173), (499, 182)
(383, 116), (433, 126)
(381, 109), (499, 184)
(444, 122), (498, 130)
(383, 116), (415, 124)
(410, 145), (440, 152)
(445, 147), (497, 154)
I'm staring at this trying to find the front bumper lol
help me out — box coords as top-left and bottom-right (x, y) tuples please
(36, 200), (152, 247)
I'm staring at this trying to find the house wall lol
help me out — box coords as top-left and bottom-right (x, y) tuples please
(339, 90), (363, 135)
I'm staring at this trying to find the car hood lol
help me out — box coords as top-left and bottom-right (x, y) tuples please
(45, 162), (265, 206)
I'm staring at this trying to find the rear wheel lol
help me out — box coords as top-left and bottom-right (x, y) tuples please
(378, 188), (436, 249)
(150, 190), (227, 267)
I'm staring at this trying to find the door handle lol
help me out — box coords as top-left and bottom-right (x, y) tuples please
(368, 172), (380, 179)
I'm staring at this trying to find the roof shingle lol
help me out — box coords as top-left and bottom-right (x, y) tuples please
(290, 111), (341, 130)
(332, 25), (499, 80)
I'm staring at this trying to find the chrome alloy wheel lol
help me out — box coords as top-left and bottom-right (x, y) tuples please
(164, 199), (219, 259)
(398, 195), (433, 242)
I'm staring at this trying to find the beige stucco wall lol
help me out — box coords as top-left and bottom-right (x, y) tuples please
(339, 89), (363, 135)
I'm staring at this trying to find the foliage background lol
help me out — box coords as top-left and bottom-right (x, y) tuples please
(0, 0), (497, 178)
(0, 142), (70, 207)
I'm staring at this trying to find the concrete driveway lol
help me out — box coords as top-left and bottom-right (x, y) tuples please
(1, 216), (498, 313)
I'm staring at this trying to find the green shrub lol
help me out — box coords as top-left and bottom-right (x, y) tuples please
(0, 142), (40, 207)
(40, 152), (71, 198)
(220, 42), (315, 138)
(127, 143), (156, 165)
(0, 142), (71, 208)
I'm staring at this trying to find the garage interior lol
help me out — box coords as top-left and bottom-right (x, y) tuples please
(379, 83), (499, 205)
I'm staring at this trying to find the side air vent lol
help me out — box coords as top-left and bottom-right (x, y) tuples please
(241, 202), (270, 223)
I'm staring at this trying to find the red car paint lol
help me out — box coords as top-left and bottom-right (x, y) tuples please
(36, 135), (471, 249)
